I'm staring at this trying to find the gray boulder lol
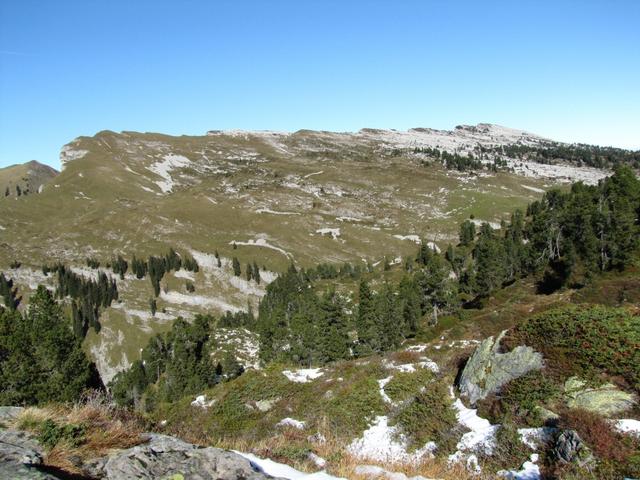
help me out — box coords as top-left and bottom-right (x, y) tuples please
(458, 330), (543, 404)
(93, 433), (285, 480)
(0, 406), (25, 424)
(564, 376), (636, 416)
(553, 429), (594, 467)
(0, 429), (61, 479)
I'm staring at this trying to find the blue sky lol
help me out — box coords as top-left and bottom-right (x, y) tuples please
(1, 0), (639, 169)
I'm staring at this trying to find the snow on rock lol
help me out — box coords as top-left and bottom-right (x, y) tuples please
(316, 228), (341, 240)
(347, 416), (436, 464)
(354, 464), (439, 480)
(614, 419), (640, 437)
(517, 427), (556, 449)
(191, 394), (216, 408)
(277, 418), (306, 430)
(237, 452), (345, 480)
(448, 398), (499, 468)
(147, 153), (191, 193)
(498, 454), (541, 480)
(283, 368), (324, 383)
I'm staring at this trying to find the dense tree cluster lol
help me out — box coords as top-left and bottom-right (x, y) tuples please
(53, 265), (118, 338)
(487, 143), (640, 170)
(0, 273), (20, 310)
(110, 314), (243, 409)
(0, 287), (99, 405)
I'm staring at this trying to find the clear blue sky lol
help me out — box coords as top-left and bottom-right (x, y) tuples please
(1, 0), (639, 169)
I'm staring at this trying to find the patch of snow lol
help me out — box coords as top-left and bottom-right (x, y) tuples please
(191, 394), (216, 408)
(60, 144), (88, 169)
(383, 359), (439, 373)
(283, 368), (324, 383)
(347, 416), (436, 464)
(304, 170), (324, 179)
(230, 237), (292, 258)
(173, 269), (195, 281)
(614, 419), (640, 437)
(393, 234), (422, 244)
(354, 465), (438, 480)
(471, 219), (502, 230)
(147, 153), (190, 193)
(256, 208), (300, 215)
(498, 454), (541, 480)
(521, 185), (545, 194)
(277, 418), (306, 430)
(237, 452), (345, 480)
(405, 344), (428, 353)
(517, 427), (556, 449)
(378, 376), (394, 404)
(316, 228), (341, 240)
(448, 398), (499, 468)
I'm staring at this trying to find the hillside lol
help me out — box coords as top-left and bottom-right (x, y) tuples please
(0, 160), (58, 200)
(0, 124), (628, 384)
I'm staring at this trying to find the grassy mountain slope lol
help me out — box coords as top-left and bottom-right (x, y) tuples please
(0, 160), (58, 200)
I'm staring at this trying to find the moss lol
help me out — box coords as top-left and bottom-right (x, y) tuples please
(383, 368), (434, 403)
(393, 379), (459, 454)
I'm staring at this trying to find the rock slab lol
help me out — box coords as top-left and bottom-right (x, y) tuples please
(0, 429), (61, 480)
(458, 330), (543, 404)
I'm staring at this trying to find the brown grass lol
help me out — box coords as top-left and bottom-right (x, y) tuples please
(14, 391), (146, 475)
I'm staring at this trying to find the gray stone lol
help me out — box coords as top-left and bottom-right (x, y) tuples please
(98, 433), (285, 479)
(458, 330), (544, 404)
(564, 376), (636, 416)
(0, 429), (61, 479)
(553, 429), (594, 467)
(0, 406), (25, 424)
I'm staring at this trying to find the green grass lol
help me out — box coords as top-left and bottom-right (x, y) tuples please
(383, 368), (435, 403)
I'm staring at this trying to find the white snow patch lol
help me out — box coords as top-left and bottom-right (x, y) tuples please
(173, 269), (195, 280)
(304, 170), (324, 179)
(191, 394), (216, 408)
(378, 376), (394, 404)
(237, 452), (345, 480)
(517, 427), (555, 449)
(448, 398), (499, 468)
(277, 418), (306, 430)
(471, 219), (502, 230)
(147, 153), (190, 193)
(347, 416), (436, 464)
(316, 228), (341, 240)
(383, 359), (439, 373)
(230, 238), (292, 258)
(521, 185), (545, 194)
(354, 464), (439, 480)
(60, 144), (88, 169)
(256, 208), (300, 215)
(614, 419), (640, 436)
(498, 454), (541, 480)
(393, 234), (421, 244)
(282, 368), (324, 383)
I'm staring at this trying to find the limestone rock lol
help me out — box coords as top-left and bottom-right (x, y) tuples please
(553, 429), (594, 467)
(458, 330), (543, 404)
(0, 429), (61, 479)
(0, 406), (25, 424)
(564, 376), (636, 416)
(97, 433), (284, 479)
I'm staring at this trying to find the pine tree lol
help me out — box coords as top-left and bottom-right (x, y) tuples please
(232, 257), (241, 276)
(253, 260), (261, 284)
(246, 263), (253, 281)
(355, 280), (379, 355)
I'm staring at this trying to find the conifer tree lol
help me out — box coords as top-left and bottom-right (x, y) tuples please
(232, 257), (241, 276)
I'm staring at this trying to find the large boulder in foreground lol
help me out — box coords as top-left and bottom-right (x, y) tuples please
(458, 330), (543, 404)
(91, 434), (284, 480)
(0, 429), (61, 480)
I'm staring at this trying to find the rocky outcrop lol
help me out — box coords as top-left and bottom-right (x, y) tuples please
(88, 434), (284, 480)
(0, 429), (61, 479)
(553, 429), (594, 467)
(564, 377), (636, 416)
(458, 330), (543, 404)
